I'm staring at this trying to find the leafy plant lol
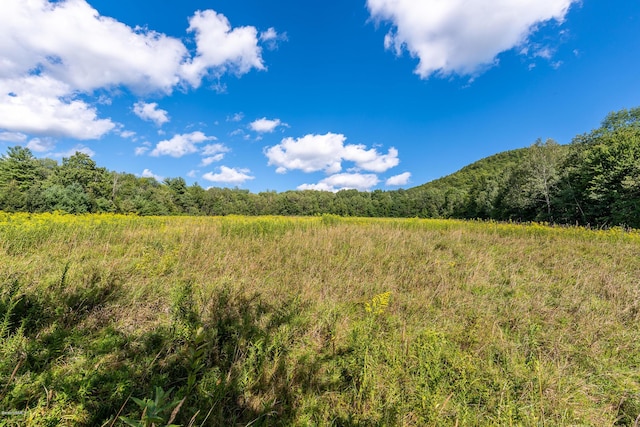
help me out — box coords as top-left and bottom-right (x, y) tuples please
(119, 387), (185, 427)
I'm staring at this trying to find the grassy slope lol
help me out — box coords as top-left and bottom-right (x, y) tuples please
(1, 213), (640, 426)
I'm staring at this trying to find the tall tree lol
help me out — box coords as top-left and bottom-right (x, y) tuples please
(0, 146), (39, 190)
(0, 146), (42, 211)
(501, 139), (566, 222)
(55, 152), (112, 212)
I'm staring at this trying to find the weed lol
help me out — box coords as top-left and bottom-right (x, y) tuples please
(119, 387), (184, 427)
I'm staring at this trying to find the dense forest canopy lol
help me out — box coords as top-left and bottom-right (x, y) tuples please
(1, 107), (639, 227)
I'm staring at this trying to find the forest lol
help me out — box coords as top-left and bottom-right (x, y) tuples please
(1, 107), (639, 228)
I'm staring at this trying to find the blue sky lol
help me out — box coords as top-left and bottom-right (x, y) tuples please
(0, 0), (639, 192)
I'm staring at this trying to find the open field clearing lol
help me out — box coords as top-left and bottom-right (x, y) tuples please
(1, 213), (640, 426)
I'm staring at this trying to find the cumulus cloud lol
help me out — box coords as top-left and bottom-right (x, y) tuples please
(265, 133), (399, 174)
(298, 173), (380, 192)
(202, 166), (254, 184)
(180, 10), (272, 87)
(0, 0), (187, 92)
(367, 0), (577, 78)
(150, 131), (214, 158)
(386, 172), (411, 186)
(266, 133), (346, 174)
(0, 76), (115, 139)
(249, 117), (286, 133)
(133, 102), (170, 126)
(0, 0), (276, 139)
(141, 168), (163, 181)
(342, 145), (399, 173)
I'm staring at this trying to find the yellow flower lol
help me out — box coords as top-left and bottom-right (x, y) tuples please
(365, 291), (391, 315)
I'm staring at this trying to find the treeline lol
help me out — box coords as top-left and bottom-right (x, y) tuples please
(0, 146), (429, 217)
(1, 107), (639, 227)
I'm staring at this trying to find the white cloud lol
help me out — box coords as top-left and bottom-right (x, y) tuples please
(133, 102), (170, 126)
(265, 133), (399, 174)
(202, 166), (254, 184)
(180, 10), (267, 87)
(266, 133), (346, 174)
(367, 0), (577, 78)
(141, 168), (163, 181)
(201, 154), (225, 166)
(260, 27), (287, 50)
(533, 46), (553, 60)
(0, 131), (27, 143)
(1, 0), (271, 91)
(0, 0), (276, 139)
(187, 170), (198, 178)
(298, 173), (380, 192)
(134, 146), (149, 156)
(200, 143), (229, 165)
(54, 144), (95, 158)
(0, 75), (115, 139)
(201, 143), (227, 156)
(150, 131), (214, 158)
(260, 27), (279, 42)
(249, 117), (286, 133)
(386, 172), (411, 186)
(119, 130), (136, 139)
(0, 0), (187, 93)
(27, 137), (56, 153)
(342, 145), (400, 173)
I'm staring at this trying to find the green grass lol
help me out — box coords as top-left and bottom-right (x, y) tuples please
(1, 212), (640, 426)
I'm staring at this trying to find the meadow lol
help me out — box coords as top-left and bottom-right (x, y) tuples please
(1, 212), (640, 426)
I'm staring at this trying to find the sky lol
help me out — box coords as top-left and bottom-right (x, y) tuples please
(0, 0), (639, 193)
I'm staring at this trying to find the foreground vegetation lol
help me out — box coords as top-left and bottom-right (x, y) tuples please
(1, 213), (640, 425)
(1, 107), (639, 228)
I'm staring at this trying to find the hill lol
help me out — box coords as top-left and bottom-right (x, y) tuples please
(409, 147), (531, 194)
(404, 141), (571, 221)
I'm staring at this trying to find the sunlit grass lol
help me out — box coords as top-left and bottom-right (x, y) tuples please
(1, 213), (639, 425)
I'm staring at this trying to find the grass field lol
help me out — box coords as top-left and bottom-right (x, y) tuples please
(1, 212), (640, 426)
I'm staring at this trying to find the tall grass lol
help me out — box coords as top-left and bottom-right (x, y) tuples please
(1, 212), (639, 425)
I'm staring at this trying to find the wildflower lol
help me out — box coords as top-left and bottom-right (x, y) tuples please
(365, 291), (391, 315)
